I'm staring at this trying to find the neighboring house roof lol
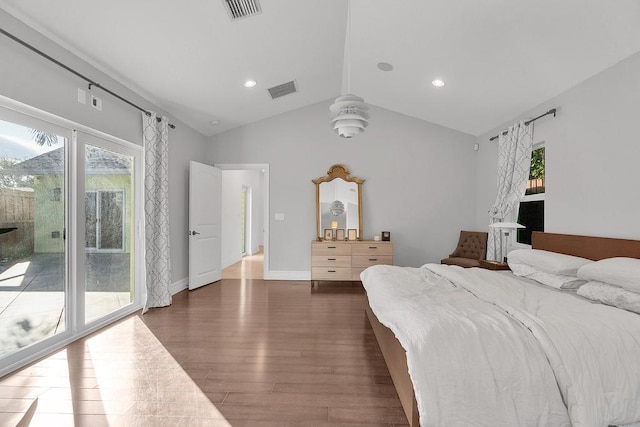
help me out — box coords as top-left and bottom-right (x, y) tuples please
(2, 146), (132, 175)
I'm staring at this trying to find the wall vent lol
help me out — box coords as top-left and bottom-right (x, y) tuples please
(223, 0), (262, 20)
(268, 80), (298, 99)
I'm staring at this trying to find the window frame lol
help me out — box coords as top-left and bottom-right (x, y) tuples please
(0, 94), (144, 377)
(512, 141), (545, 249)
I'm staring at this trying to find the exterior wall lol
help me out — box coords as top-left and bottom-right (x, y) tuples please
(32, 175), (64, 253)
(31, 174), (133, 254)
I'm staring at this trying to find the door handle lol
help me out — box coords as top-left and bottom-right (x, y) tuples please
(190, 230), (200, 236)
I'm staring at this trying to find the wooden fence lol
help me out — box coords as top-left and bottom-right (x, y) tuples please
(0, 187), (34, 260)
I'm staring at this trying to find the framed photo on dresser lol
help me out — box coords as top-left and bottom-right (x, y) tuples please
(324, 229), (333, 241)
(336, 229), (345, 241)
(347, 229), (357, 241)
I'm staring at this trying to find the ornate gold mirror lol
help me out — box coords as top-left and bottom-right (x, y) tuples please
(313, 164), (364, 241)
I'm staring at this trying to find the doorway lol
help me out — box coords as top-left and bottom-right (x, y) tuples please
(217, 164), (269, 279)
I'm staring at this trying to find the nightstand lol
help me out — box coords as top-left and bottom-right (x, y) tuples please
(479, 260), (510, 271)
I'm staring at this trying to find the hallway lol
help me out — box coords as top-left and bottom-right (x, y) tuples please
(221, 247), (264, 280)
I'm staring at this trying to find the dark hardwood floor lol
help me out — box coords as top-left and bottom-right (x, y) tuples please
(0, 278), (408, 426)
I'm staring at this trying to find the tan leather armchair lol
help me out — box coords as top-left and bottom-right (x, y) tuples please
(441, 231), (488, 268)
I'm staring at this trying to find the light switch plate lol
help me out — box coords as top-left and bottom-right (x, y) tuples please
(77, 88), (86, 104)
(275, 213), (285, 221)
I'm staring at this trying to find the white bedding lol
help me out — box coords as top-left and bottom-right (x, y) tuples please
(361, 264), (640, 427)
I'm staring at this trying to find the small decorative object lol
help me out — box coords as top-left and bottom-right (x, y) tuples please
(347, 228), (357, 241)
(324, 229), (334, 241)
(373, 235), (381, 241)
(382, 231), (390, 241)
(336, 229), (345, 241)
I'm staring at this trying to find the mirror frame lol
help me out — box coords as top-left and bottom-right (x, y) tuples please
(312, 164), (364, 241)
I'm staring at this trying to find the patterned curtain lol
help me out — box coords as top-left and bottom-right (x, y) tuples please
(142, 112), (172, 311)
(487, 121), (533, 261)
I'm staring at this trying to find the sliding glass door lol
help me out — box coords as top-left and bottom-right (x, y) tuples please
(0, 112), (69, 359)
(0, 99), (143, 376)
(80, 135), (139, 324)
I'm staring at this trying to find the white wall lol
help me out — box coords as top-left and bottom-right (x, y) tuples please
(209, 100), (478, 273)
(475, 51), (640, 240)
(0, 10), (208, 283)
(221, 169), (262, 269)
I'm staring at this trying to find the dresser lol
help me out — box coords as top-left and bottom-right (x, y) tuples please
(311, 240), (394, 285)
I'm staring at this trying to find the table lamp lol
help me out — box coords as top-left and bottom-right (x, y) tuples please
(489, 222), (525, 262)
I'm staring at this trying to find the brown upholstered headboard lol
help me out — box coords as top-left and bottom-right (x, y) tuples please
(531, 232), (640, 261)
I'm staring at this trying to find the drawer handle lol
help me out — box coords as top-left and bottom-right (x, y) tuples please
(328, 246), (337, 249)
(369, 258), (378, 261)
(368, 246), (378, 249)
(328, 258), (336, 261)
(328, 270), (336, 273)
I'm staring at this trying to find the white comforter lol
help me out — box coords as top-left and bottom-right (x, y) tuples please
(361, 264), (640, 427)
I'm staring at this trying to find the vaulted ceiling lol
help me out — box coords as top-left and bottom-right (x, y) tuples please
(2, 0), (640, 137)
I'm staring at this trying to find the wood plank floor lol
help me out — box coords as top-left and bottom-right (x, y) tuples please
(221, 248), (264, 280)
(0, 279), (409, 426)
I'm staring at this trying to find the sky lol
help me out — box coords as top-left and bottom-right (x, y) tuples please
(0, 120), (64, 162)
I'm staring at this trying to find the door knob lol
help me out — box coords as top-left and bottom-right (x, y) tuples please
(190, 230), (200, 236)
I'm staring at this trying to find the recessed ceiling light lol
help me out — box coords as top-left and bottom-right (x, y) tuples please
(432, 79), (445, 87)
(209, 120), (220, 126)
(244, 80), (257, 88)
(377, 62), (394, 72)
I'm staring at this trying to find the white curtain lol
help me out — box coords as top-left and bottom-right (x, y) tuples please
(487, 121), (533, 261)
(142, 112), (172, 311)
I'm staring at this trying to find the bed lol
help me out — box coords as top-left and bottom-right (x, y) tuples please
(362, 232), (640, 427)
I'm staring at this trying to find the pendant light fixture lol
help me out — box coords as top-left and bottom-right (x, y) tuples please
(330, 0), (369, 138)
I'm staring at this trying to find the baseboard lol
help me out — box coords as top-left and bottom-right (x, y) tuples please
(264, 270), (311, 281)
(170, 277), (189, 295)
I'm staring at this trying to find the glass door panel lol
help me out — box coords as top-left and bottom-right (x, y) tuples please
(0, 118), (67, 357)
(85, 191), (97, 249)
(84, 144), (134, 323)
(99, 190), (124, 250)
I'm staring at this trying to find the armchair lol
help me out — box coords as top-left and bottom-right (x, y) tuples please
(441, 231), (488, 268)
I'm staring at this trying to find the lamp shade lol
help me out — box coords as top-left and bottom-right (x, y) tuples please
(329, 200), (345, 216)
(489, 222), (525, 229)
(329, 94), (370, 138)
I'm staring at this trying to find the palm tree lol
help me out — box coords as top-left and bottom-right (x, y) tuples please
(29, 129), (59, 146)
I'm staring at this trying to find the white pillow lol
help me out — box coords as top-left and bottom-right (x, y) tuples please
(507, 249), (592, 276)
(510, 263), (587, 290)
(577, 257), (640, 293)
(577, 281), (640, 314)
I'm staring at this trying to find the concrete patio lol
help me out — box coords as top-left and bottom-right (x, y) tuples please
(0, 253), (131, 356)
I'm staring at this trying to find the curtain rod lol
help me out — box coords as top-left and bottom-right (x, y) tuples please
(0, 27), (176, 129)
(489, 108), (556, 141)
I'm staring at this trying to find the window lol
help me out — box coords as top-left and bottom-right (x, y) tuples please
(516, 145), (545, 245)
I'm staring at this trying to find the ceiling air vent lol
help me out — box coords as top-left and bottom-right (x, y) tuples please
(223, 0), (262, 20)
(268, 80), (298, 99)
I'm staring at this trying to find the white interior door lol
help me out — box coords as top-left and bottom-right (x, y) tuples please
(189, 161), (222, 290)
